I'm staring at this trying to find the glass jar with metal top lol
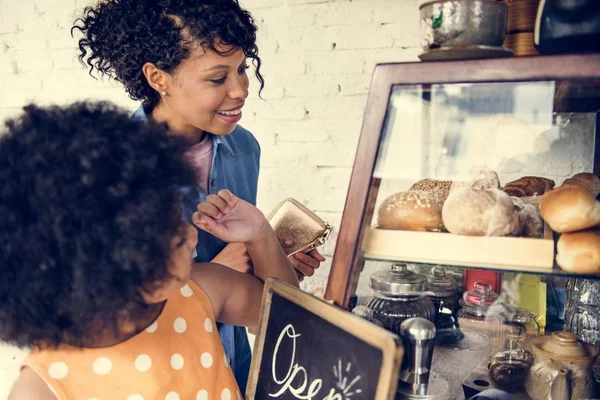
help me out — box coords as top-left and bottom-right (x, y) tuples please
(427, 267), (458, 330)
(457, 280), (504, 351)
(358, 264), (435, 335)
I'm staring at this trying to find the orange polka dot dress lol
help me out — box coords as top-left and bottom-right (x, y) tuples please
(22, 280), (243, 400)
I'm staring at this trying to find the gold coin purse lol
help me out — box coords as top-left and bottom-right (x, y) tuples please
(267, 198), (332, 257)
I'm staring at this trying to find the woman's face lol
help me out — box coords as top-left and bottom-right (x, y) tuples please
(159, 45), (250, 137)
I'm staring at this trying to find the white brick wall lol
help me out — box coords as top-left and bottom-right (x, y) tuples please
(0, 0), (423, 395)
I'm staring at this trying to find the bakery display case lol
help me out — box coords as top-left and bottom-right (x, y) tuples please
(324, 54), (600, 399)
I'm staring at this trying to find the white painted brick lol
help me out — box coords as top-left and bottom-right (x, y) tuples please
(269, 120), (331, 143)
(372, 0), (421, 25)
(304, 50), (364, 75)
(16, 49), (53, 73)
(282, 74), (340, 98)
(286, 27), (334, 51)
(316, 2), (373, 27)
(337, 73), (372, 95)
(48, 29), (80, 50)
(259, 52), (307, 77)
(288, 5), (319, 27)
(248, 97), (308, 121)
(288, 0), (334, 4)
(362, 46), (421, 74)
(304, 95), (367, 119)
(3, 73), (43, 91)
(52, 48), (78, 70)
(305, 133), (360, 167)
(241, 0), (284, 9)
(384, 22), (421, 48)
(0, 108), (22, 124)
(326, 24), (395, 50)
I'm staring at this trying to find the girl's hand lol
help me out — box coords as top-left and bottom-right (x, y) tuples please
(192, 189), (269, 245)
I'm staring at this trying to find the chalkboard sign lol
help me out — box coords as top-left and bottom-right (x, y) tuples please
(246, 279), (403, 400)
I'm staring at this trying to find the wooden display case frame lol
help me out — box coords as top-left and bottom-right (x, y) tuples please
(325, 54), (600, 309)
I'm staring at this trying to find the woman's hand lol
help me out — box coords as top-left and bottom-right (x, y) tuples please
(212, 242), (253, 274)
(192, 189), (269, 245)
(280, 239), (326, 281)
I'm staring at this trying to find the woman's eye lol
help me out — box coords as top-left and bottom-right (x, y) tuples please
(210, 76), (227, 85)
(238, 64), (249, 74)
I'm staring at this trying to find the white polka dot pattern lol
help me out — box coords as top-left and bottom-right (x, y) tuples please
(92, 357), (112, 375)
(196, 390), (208, 400)
(204, 318), (214, 333)
(48, 361), (68, 380)
(200, 352), (213, 368)
(180, 284), (193, 297)
(221, 388), (232, 400)
(171, 353), (184, 370)
(127, 395), (144, 400)
(146, 321), (158, 333)
(223, 354), (229, 366)
(135, 354), (152, 372)
(174, 317), (187, 333)
(165, 392), (180, 400)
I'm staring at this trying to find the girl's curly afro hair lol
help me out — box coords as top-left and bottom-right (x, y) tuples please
(0, 101), (197, 349)
(72, 0), (265, 110)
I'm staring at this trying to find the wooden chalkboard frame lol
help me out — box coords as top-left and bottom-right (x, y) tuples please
(246, 278), (403, 400)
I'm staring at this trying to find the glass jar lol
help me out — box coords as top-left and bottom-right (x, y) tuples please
(351, 305), (385, 328)
(457, 280), (504, 351)
(507, 308), (540, 351)
(427, 268), (458, 330)
(358, 264), (435, 335)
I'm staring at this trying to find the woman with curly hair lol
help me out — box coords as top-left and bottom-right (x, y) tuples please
(72, 1), (325, 391)
(3, 102), (298, 399)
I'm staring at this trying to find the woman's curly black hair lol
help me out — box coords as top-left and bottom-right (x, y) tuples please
(0, 101), (197, 349)
(72, 0), (265, 110)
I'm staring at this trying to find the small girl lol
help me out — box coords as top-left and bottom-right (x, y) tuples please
(1, 102), (298, 399)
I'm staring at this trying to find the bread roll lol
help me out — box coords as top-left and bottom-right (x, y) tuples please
(377, 191), (444, 232)
(408, 179), (452, 204)
(562, 172), (600, 197)
(442, 187), (522, 236)
(539, 185), (600, 233)
(556, 230), (600, 274)
(502, 176), (555, 197)
(519, 203), (544, 238)
(450, 166), (501, 193)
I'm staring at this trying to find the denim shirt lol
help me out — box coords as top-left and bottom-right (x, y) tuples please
(132, 106), (260, 393)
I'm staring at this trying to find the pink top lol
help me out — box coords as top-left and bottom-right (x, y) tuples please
(185, 135), (214, 192)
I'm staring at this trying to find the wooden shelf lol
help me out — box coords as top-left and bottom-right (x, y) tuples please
(363, 227), (554, 271)
(361, 227), (600, 280)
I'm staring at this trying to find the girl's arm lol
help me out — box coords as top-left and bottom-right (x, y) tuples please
(9, 367), (57, 400)
(191, 190), (298, 329)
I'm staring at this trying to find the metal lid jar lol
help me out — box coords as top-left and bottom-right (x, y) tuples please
(457, 280), (504, 351)
(427, 268), (458, 330)
(358, 264), (435, 335)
